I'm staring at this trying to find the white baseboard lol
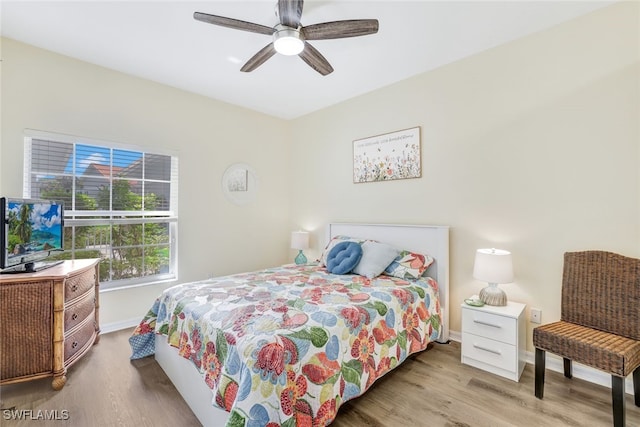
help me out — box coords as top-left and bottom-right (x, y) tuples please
(100, 317), (140, 334)
(449, 330), (634, 395)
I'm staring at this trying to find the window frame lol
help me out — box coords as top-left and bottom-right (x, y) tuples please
(23, 129), (178, 291)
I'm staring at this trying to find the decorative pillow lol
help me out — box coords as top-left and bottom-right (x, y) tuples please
(384, 250), (435, 280)
(352, 241), (400, 279)
(319, 235), (364, 266)
(326, 241), (363, 275)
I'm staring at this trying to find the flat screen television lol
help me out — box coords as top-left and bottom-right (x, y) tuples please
(0, 197), (64, 273)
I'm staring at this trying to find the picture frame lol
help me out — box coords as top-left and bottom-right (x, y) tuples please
(226, 168), (248, 192)
(353, 126), (421, 183)
(221, 163), (259, 205)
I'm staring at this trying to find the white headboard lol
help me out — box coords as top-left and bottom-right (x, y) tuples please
(327, 223), (450, 343)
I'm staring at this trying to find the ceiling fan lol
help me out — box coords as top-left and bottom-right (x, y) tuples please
(194, 0), (379, 76)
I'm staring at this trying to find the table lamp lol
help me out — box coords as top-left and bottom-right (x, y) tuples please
(473, 248), (513, 306)
(291, 231), (310, 265)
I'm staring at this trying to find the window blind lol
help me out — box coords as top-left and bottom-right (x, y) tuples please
(24, 131), (178, 290)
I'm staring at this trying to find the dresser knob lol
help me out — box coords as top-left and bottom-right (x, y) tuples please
(71, 284), (78, 292)
(72, 341), (78, 349)
(72, 313), (78, 321)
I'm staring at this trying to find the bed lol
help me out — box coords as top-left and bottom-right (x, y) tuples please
(130, 223), (449, 427)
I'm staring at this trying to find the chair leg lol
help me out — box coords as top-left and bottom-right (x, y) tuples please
(634, 366), (640, 407)
(535, 348), (545, 399)
(563, 357), (572, 378)
(612, 375), (625, 427)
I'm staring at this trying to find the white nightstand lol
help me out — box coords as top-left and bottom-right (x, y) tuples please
(461, 297), (526, 382)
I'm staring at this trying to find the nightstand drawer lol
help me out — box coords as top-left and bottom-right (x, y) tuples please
(461, 332), (517, 372)
(462, 309), (517, 345)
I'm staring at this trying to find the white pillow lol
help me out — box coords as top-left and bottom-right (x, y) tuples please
(352, 241), (400, 279)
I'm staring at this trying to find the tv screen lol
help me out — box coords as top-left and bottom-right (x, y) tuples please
(1, 197), (64, 273)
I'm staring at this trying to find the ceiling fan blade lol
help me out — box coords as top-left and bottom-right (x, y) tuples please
(303, 19), (379, 40)
(278, 0), (304, 28)
(240, 43), (277, 72)
(194, 12), (274, 36)
(299, 42), (333, 76)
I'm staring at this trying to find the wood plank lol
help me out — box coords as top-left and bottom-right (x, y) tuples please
(1, 329), (638, 426)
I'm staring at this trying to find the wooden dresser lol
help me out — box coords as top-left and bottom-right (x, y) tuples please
(0, 259), (100, 390)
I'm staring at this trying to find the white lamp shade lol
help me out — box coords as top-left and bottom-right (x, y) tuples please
(473, 248), (514, 284)
(290, 231), (310, 250)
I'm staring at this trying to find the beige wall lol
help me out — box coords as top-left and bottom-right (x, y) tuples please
(1, 3), (638, 348)
(0, 38), (292, 326)
(289, 2), (640, 347)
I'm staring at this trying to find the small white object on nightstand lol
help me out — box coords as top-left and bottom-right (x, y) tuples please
(461, 296), (526, 381)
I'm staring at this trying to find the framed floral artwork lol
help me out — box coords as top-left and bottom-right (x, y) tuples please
(353, 127), (421, 183)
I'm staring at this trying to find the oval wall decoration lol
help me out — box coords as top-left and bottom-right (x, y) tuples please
(221, 163), (259, 205)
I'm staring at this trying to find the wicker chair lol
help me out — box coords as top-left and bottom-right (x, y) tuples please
(533, 251), (640, 427)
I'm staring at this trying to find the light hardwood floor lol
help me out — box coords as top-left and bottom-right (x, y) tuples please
(1, 328), (638, 426)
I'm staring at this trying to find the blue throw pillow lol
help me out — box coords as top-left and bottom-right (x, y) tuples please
(326, 241), (363, 275)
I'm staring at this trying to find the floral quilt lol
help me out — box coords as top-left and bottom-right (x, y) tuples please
(129, 263), (442, 427)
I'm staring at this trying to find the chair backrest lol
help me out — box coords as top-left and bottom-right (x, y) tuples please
(561, 250), (640, 340)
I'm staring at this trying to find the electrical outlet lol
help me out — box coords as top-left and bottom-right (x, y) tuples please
(530, 308), (542, 324)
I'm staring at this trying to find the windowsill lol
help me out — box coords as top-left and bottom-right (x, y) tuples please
(99, 276), (177, 293)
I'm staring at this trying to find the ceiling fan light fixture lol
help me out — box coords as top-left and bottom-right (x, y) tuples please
(273, 24), (304, 55)
(194, 4), (379, 75)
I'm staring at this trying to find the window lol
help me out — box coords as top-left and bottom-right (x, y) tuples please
(24, 131), (178, 290)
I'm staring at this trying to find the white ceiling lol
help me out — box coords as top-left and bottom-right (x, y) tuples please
(1, 1), (613, 120)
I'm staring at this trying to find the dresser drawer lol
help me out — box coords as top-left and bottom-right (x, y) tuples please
(462, 308), (517, 345)
(64, 290), (95, 332)
(64, 314), (96, 362)
(64, 267), (96, 303)
(461, 332), (517, 372)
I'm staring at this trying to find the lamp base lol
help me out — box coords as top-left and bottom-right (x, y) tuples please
(294, 250), (307, 265)
(479, 283), (507, 306)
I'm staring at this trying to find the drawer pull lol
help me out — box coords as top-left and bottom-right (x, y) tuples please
(473, 344), (501, 355)
(473, 319), (502, 329)
(72, 313), (78, 321)
(71, 284), (78, 292)
(72, 341), (78, 349)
